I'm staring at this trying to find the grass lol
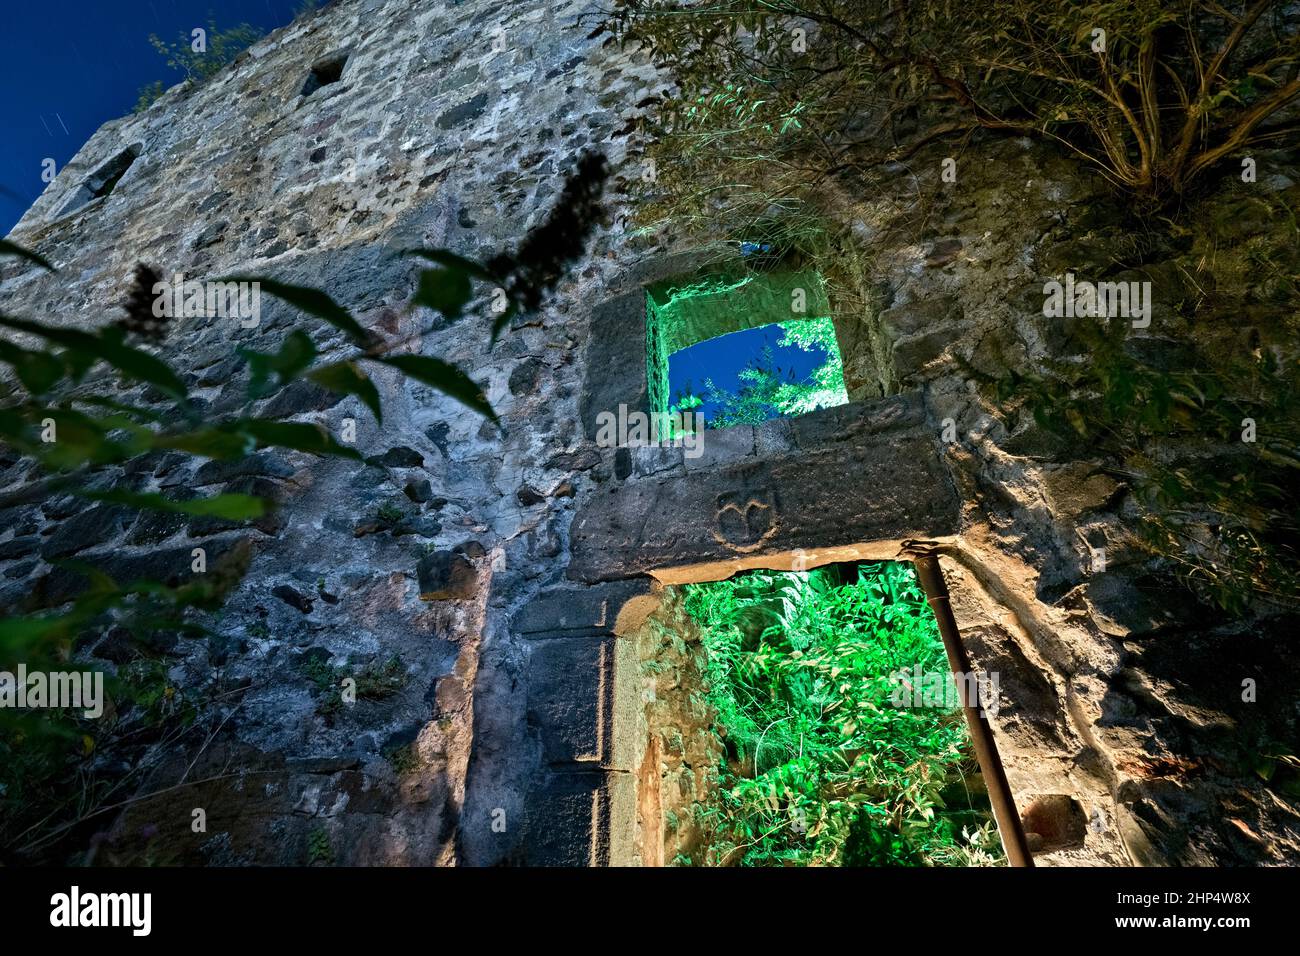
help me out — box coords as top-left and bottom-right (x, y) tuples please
(298, 653), (408, 719)
(677, 562), (1004, 867)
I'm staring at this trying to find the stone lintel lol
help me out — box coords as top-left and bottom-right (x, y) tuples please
(568, 392), (958, 582)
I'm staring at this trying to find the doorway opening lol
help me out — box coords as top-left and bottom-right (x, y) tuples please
(631, 560), (1008, 867)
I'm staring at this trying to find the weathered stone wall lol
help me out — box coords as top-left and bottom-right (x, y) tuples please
(826, 135), (1300, 866)
(2, 0), (1297, 867)
(1, 0), (668, 865)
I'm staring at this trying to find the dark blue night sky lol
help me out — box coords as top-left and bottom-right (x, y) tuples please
(1, 4), (831, 422)
(667, 323), (830, 424)
(0, 1), (313, 235)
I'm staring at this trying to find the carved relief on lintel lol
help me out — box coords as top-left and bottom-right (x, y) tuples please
(712, 487), (779, 553)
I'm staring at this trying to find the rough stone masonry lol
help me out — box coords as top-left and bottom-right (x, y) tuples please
(1, 0), (1298, 866)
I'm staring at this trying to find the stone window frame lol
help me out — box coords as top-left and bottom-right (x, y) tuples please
(643, 265), (840, 419)
(300, 49), (352, 98)
(53, 143), (143, 221)
(580, 253), (848, 441)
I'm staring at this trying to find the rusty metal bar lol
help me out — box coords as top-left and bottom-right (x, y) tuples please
(901, 540), (1035, 868)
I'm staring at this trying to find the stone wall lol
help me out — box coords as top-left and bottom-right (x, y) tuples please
(2, 0), (1297, 866)
(1, 0), (669, 866)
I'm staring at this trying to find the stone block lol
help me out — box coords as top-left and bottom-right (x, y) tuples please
(892, 328), (952, 378)
(192, 455), (295, 489)
(788, 392), (925, 450)
(527, 635), (615, 766)
(579, 290), (650, 441)
(33, 537), (251, 610)
(753, 416), (795, 458)
(417, 550), (479, 601)
(631, 443), (685, 478)
(41, 505), (130, 560)
(569, 394), (958, 581)
(520, 770), (635, 867)
(682, 424), (755, 472)
(879, 293), (961, 340)
(514, 580), (651, 637)
(260, 380), (344, 418)
(0, 536), (40, 561)
(1042, 462), (1122, 516)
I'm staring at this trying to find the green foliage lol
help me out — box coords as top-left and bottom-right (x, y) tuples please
(383, 742), (418, 775)
(148, 19), (264, 84)
(697, 318), (849, 427)
(375, 499), (406, 525)
(354, 655), (407, 700)
(968, 316), (1300, 612)
(375, 355), (498, 423)
(608, 0), (1300, 225)
(88, 488), (267, 520)
(301, 653), (407, 717)
(307, 826), (334, 865)
(678, 564), (1005, 867)
(133, 18), (264, 111)
(132, 81), (166, 114)
(309, 361), (382, 424)
(0, 151), (609, 861)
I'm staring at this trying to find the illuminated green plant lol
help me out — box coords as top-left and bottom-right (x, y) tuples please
(678, 563), (1005, 867)
(701, 318), (849, 427)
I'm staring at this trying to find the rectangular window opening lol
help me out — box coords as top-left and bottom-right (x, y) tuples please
(645, 268), (849, 430)
(632, 559), (1009, 867)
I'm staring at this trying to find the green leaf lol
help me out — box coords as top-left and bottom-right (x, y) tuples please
(373, 354), (496, 423)
(0, 340), (63, 393)
(240, 329), (318, 398)
(60, 346), (96, 383)
(0, 316), (187, 399)
(0, 238), (55, 272)
(399, 248), (494, 282)
(156, 427), (254, 460)
(413, 267), (473, 320)
(172, 492), (270, 520)
(218, 275), (370, 346)
(0, 614), (78, 664)
(13, 407), (149, 468)
(241, 419), (362, 459)
(83, 488), (268, 520)
(309, 360), (383, 424)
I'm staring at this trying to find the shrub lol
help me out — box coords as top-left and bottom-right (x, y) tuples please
(678, 564), (1005, 867)
(607, 0), (1300, 235)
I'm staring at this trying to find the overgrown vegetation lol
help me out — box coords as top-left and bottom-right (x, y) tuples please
(134, 18), (266, 112)
(676, 564), (1004, 867)
(968, 313), (1300, 612)
(0, 153), (609, 861)
(609, 1), (1300, 611)
(307, 825), (334, 865)
(607, 0), (1300, 228)
(684, 316), (849, 427)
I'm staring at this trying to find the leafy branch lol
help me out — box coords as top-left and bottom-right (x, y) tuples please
(0, 151), (609, 859)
